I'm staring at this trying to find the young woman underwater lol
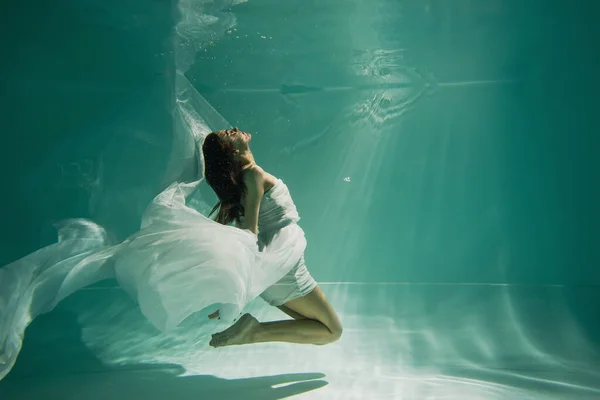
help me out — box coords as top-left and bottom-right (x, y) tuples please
(202, 127), (342, 347)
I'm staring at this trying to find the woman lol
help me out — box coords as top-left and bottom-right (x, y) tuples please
(202, 127), (343, 347)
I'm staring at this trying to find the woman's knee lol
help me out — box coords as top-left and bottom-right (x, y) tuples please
(330, 324), (343, 342)
(315, 322), (342, 345)
(329, 329), (342, 343)
(283, 287), (343, 344)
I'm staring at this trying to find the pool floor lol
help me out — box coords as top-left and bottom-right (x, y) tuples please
(1, 283), (599, 399)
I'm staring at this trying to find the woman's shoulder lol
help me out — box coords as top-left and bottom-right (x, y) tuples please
(242, 165), (278, 193)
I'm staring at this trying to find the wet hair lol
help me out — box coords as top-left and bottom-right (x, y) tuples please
(202, 132), (246, 225)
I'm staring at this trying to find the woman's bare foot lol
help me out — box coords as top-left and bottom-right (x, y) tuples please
(209, 313), (260, 347)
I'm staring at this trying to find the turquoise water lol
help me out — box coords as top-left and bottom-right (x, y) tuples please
(1, 0), (599, 399)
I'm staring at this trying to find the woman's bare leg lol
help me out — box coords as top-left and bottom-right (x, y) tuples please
(209, 286), (342, 347)
(276, 304), (309, 320)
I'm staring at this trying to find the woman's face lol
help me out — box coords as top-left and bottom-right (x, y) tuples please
(216, 127), (251, 148)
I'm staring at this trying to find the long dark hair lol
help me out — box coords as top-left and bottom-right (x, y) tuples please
(202, 132), (246, 225)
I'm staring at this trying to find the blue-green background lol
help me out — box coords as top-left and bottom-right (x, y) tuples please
(1, 0), (599, 397)
(2, 0), (597, 283)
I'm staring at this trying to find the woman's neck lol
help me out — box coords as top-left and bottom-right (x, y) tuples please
(237, 150), (256, 170)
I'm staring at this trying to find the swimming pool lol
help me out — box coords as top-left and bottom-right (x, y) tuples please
(1, 0), (599, 398)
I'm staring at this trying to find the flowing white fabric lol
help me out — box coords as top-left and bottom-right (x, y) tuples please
(0, 178), (306, 381)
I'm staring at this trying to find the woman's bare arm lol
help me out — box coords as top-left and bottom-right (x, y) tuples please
(241, 168), (265, 235)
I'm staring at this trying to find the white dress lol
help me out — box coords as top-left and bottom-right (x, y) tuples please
(254, 180), (318, 306)
(0, 178), (306, 381)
